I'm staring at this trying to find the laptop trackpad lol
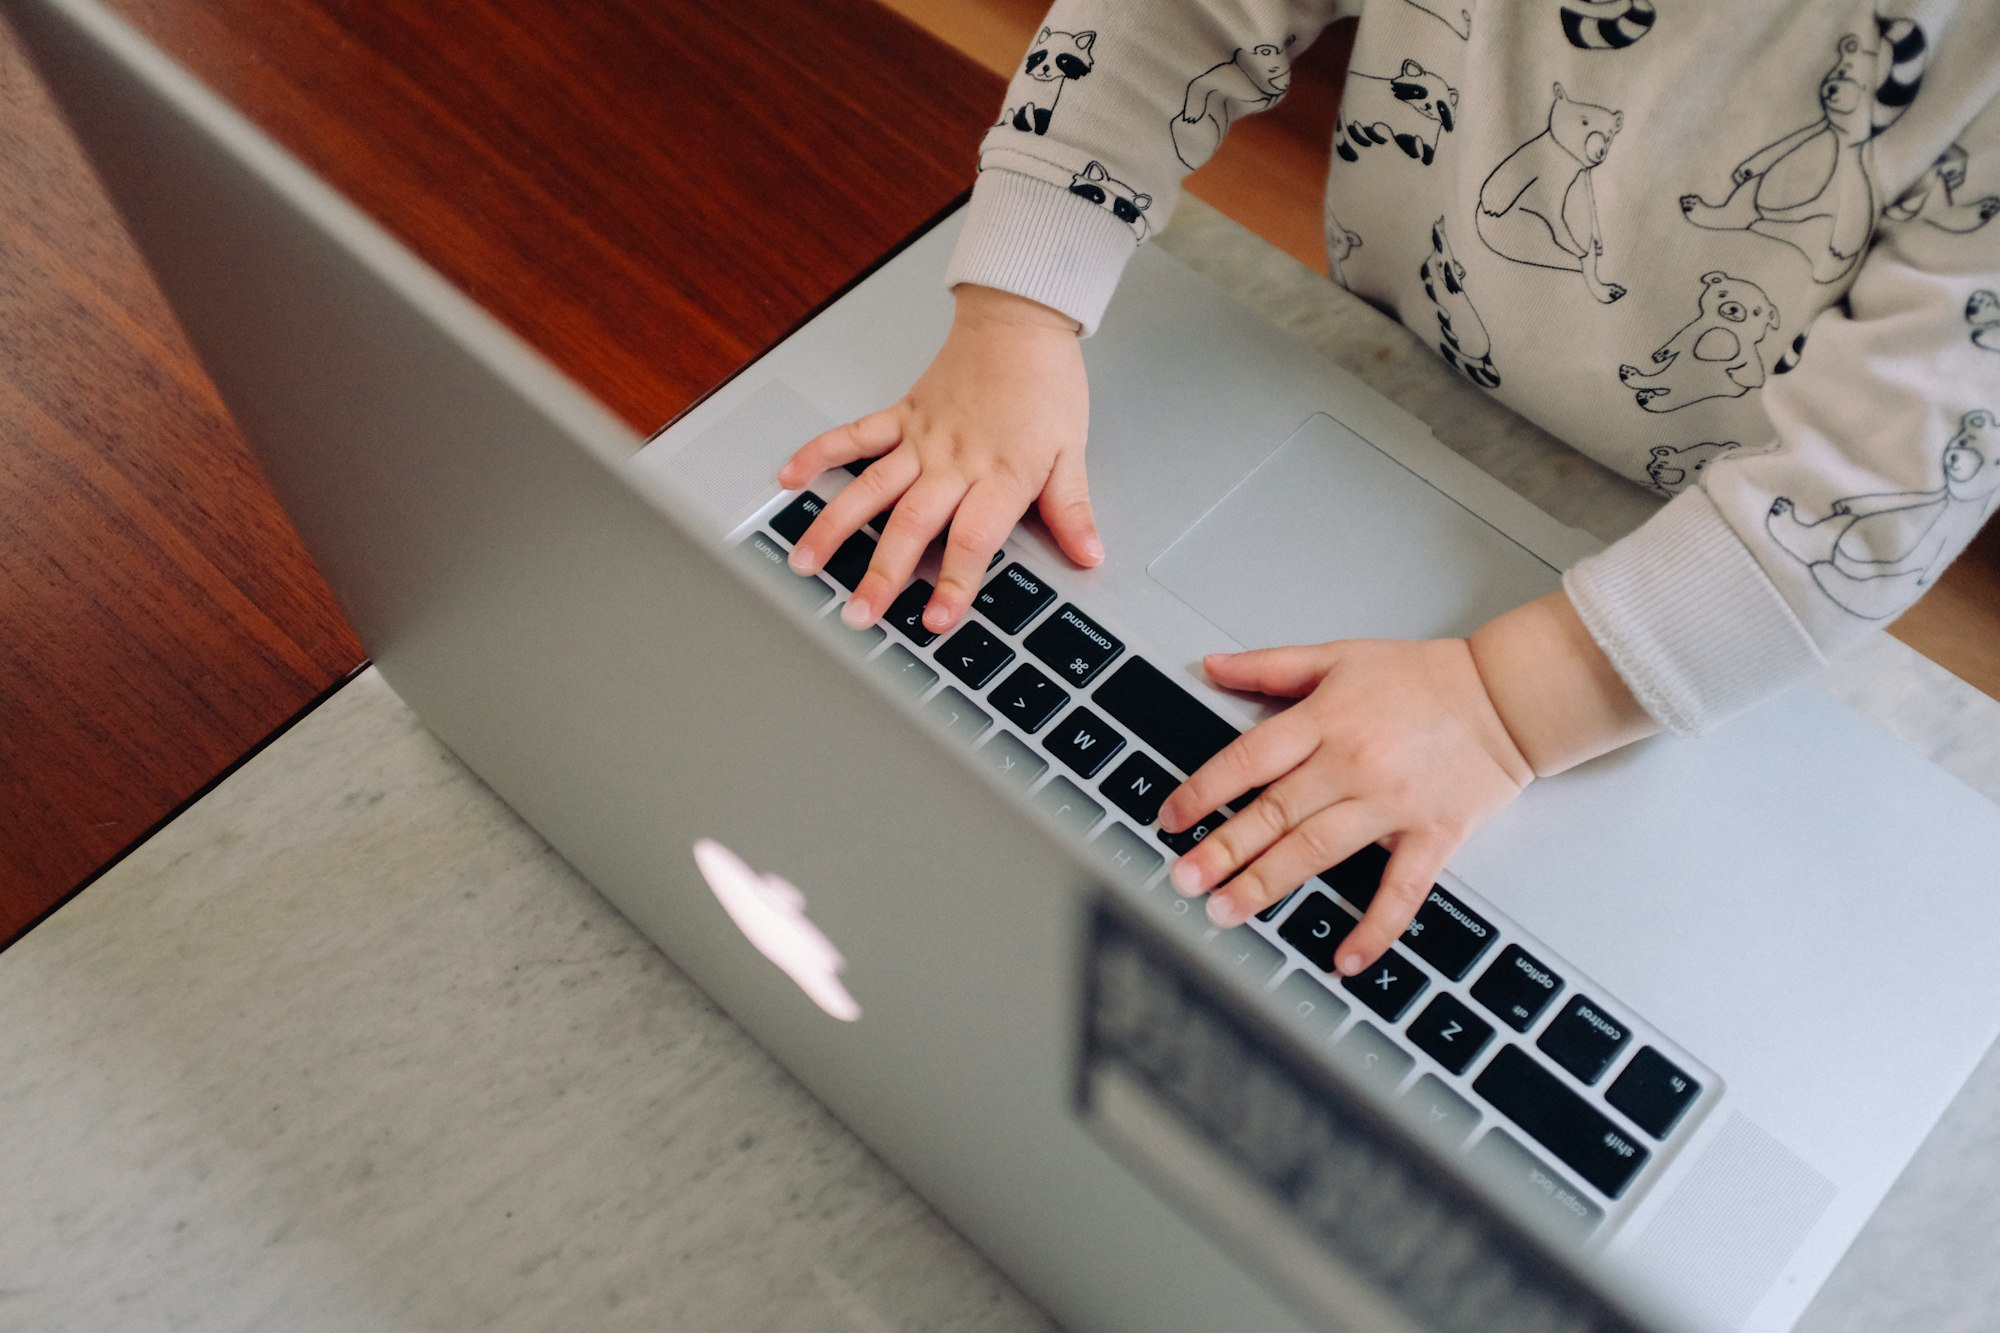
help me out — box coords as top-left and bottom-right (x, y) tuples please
(1147, 414), (1562, 648)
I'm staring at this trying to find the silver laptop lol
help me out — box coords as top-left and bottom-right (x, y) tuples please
(18, 1), (2000, 1330)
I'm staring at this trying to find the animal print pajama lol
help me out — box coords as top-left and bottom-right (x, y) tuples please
(945, 0), (2000, 734)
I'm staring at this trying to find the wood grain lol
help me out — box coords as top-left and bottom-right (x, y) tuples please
(0, 0), (999, 944)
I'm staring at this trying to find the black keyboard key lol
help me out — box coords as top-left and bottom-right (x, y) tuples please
(976, 562), (1057, 634)
(1471, 944), (1564, 1033)
(1045, 706), (1126, 779)
(1024, 603), (1123, 687)
(1275, 890), (1350, 973)
(1341, 946), (1427, 1022)
(843, 457), (874, 476)
(823, 530), (877, 592)
(992, 664), (1068, 734)
(1402, 885), (1498, 981)
(1157, 809), (1227, 857)
(770, 491), (825, 543)
(1093, 658), (1240, 777)
(941, 622), (1014, 690)
(1537, 995), (1631, 1086)
(738, 531), (834, 610)
(885, 579), (939, 645)
(1473, 1046), (1650, 1198)
(1102, 751), (1177, 825)
(1406, 992), (1495, 1076)
(1606, 1047), (1702, 1140)
(1317, 843), (1390, 911)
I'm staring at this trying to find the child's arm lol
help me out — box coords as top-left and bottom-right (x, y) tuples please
(1158, 69), (2000, 972)
(781, 285), (1097, 632)
(781, 0), (1354, 632)
(1159, 593), (1654, 972)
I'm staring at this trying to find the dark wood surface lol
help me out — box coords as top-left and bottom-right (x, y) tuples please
(0, 0), (1000, 944)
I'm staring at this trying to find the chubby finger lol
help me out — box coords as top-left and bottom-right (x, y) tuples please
(1334, 829), (1456, 975)
(1160, 716), (1316, 835)
(928, 478), (1029, 631)
(789, 448), (916, 579)
(849, 473), (966, 627)
(1204, 801), (1384, 929)
(1202, 644), (1338, 700)
(1169, 763), (1327, 896)
(1037, 448), (1104, 567)
(777, 409), (902, 489)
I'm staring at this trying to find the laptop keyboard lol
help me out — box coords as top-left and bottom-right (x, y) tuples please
(742, 490), (1714, 1242)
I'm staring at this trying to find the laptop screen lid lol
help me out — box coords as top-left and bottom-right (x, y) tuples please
(6, 0), (1684, 1329)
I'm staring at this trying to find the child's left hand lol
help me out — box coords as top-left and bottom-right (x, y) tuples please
(1159, 591), (1659, 975)
(1159, 638), (1533, 972)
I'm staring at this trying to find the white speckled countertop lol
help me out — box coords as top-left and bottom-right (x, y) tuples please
(4, 200), (1997, 1332)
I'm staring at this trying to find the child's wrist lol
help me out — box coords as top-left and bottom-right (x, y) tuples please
(1465, 591), (1659, 776)
(950, 283), (1080, 336)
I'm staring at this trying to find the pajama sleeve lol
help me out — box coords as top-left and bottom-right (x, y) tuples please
(944, 0), (1353, 335)
(1566, 91), (2000, 735)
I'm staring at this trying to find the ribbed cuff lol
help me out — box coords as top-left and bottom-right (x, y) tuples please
(1564, 489), (1827, 736)
(944, 169), (1139, 337)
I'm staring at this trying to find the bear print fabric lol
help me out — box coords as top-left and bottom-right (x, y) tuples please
(1766, 411), (2000, 619)
(1476, 83), (1626, 303)
(948, 0), (2000, 729)
(1885, 145), (2000, 235)
(1172, 38), (1297, 170)
(1619, 273), (1781, 412)
(1679, 19), (1927, 285)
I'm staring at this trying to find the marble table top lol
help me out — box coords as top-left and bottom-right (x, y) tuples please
(5, 200), (1997, 1332)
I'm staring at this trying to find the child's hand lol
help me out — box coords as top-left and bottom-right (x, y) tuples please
(1160, 592), (1659, 974)
(1159, 638), (1535, 972)
(778, 285), (1099, 633)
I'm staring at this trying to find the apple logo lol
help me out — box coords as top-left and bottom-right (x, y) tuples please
(692, 839), (861, 1022)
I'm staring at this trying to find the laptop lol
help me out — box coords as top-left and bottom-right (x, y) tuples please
(16, 1), (2000, 1329)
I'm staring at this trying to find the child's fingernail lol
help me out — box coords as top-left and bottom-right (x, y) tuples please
(790, 549), (818, 574)
(1169, 860), (1204, 896)
(923, 604), (951, 630)
(841, 599), (871, 628)
(1336, 951), (1364, 976)
(1206, 895), (1245, 928)
(1083, 535), (1104, 562)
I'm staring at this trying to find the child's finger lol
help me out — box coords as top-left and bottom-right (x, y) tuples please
(1204, 801), (1383, 929)
(1161, 716), (1315, 835)
(1036, 448), (1104, 566)
(1169, 757), (1325, 894)
(928, 478), (1028, 631)
(790, 448), (915, 581)
(1202, 644), (1334, 699)
(777, 409), (902, 488)
(1333, 828), (1455, 975)
(849, 472), (965, 628)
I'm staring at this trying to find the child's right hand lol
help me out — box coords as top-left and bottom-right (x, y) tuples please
(778, 284), (1101, 634)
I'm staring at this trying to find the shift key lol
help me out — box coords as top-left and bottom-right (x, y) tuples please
(1473, 1045), (1650, 1198)
(1025, 603), (1123, 687)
